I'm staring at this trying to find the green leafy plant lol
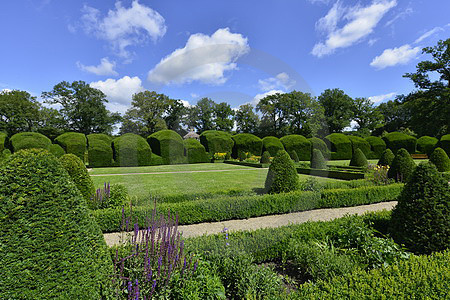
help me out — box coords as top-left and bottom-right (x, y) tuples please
(429, 147), (450, 172)
(350, 148), (368, 168)
(289, 150), (299, 162)
(387, 148), (416, 182)
(265, 150), (299, 194)
(59, 153), (95, 202)
(311, 148), (327, 169)
(377, 149), (395, 166)
(260, 151), (271, 164)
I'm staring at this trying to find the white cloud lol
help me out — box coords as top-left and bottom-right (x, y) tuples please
(312, 0), (397, 57)
(368, 92), (396, 104)
(368, 38), (378, 46)
(147, 28), (249, 85)
(77, 57), (118, 76)
(81, 1), (166, 59)
(414, 27), (444, 44)
(370, 44), (420, 69)
(190, 93), (199, 99)
(385, 7), (413, 27)
(252, 89), (284, 106)
(343, 120), (358, 132)
(180, 100), (191, 107)
(258, 72), (296, 92)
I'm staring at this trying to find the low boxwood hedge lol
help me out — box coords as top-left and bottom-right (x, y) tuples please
(10, 132), (52, 152)
(112, 133), (152, 166)
(55, 132), (87, 162)
(87, 134), (113, 167)
(438, 134), (450, 156)
(280, 134), (311, 161)
(383, 132), (416, 154)
(148, 130), (186, 164)
(200, 130), (234, 154)
(416, 136), (438, 155)
(232, 133), (263, 158)
(296, 168), (366, 180)
(365, 136), (386, 159)
(184, 138), (209, 163)
(262, 136), (284, 156)
(348, 136), (371, 157)
(324, 133), (352, 160)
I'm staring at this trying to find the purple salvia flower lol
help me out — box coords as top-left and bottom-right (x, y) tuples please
(127, 281), (132, 300)
(134, 279), (139, 300)
(193, 261), (198, 274)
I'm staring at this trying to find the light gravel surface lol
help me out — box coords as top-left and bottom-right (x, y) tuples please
(103, 201), (397, 247)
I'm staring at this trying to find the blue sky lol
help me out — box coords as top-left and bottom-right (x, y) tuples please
(1, 0), (449, 114)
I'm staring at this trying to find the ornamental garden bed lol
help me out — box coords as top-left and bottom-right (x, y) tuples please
(296, 167), (365, 180)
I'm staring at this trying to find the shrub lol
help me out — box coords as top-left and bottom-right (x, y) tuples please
(49, 144), (65, 158)
(289, 149), (299, 162)
(377, 149), (395, 166)
(262, 136), (284, 156)
(265, 150), (299, 194)
(10, 132), (51, 152)
(429, 147), (450, 172)
(150, 154), (165, 166)
(55, 132), (87, 162)
(311, 148), (327, 169)
(348, 135), (371, 157)
(0, 131), (7, 152)
(90, 183), (128, 210)
(439, 134), (450, 156)
(112, 133), (152, 166)
(365, 136), (386, 158)
(231, 133), (262, 158)
(350, 148), (368, 168)
(59, 153), (95, 202)
(416, 136), (438, 155)
(183, 138), (209, 163)
(324, 133), (352, 160)
(280, 134), (311, 161)
(308, 137), (330, 159)
(0, 149), (112, 299)
(200, 130), (234, 154)
(260, 151), (271, 163)
(390, 162), (450, 254)
(382, 132), (416, 154)
(148, 129), (186, 164)
(238, 150), (247, 161)
(387, 148), (416, 182)
(87, 133), (113, 167)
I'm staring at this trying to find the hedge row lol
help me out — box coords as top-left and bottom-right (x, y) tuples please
(10, 132), (52, 152)
(309, 137), (330, 159)
(365, 136), (386, 158)
(184, 138), (209, 163)
(232, 133), (263, 158)
(112, 133), (152, 167)
(439, 134), (450, 156)
(87, 134), (113, 167)
(324, 133), (352, 160)
(382, 132), (416, 154)
(148, 129), (186, 164)
(262, 136), (284, 156)
(200, 130), (234, 154)
(348, 135), (371, 157)
(55, 132), (87, 162)
(416, 136), (439, 155)
(296, 168), (366, 180)
(224, 160), (267, 168)
(280, 135), (311, 161)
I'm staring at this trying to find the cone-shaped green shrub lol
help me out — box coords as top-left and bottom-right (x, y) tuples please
(262, 136), (284, 156)
(113, 133), (152, 166)
(49, 143), (65, 158)
(308, 137), (330, 159)
(87, 134), (113, 167)
(365, 136), (386, 158)
(289, 150), (299, 162)
(429, 147), (450, 172)
(55, 132), (87, 162)
(416, 136), (438, 156)
(260, 151), (271, 164)
(10, 132), (51, 152)
(350, 148), (368, 168)
(280, 134), (311, 161)
(311, 148), (327, 169)
(184, 138), (209, 163)
(0, 149), (113, 299)
(265, 150), (299, 194)
(59, 154), (95, 203)
(390, 162), (450, 254)
(387, 148), (416, 182)
(148, 130), (186, 164)
(378, 149), (395, 166)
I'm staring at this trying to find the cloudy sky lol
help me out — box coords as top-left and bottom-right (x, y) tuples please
(1, 0), (449, 113)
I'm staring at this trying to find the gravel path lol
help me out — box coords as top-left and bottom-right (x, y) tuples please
(103, 201), (397, 247)
(91, 168), (264, 176)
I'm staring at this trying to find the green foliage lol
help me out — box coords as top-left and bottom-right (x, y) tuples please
(0, 149), (11, 165)
(350, 148), (368, 168)
(387, 148), (416, 182)
(311, 148), (327, 169)
(184, 138), (209, 163)
(214, 101), (235, 132)
(265, 150), (299, 194)
(87, 133), (113, 167)
(429, 147), (450, 172)
(55, 132), (87, 162)
(439, 134), (450, 156)
(280, 134), (311, 161)
(382, 132), (417, 154)
(289, 149), (299, 162)
(0, 149), (112, 299)
(416, 135), (438, 155)
(262, 136), (283, 156)
(324, 133), (352, 160)
(0, 90), (41, 135)
(234, 103), (259, 134)
(49, 143), (65, 158)
(377, 148), (395, 166)
(0, 132), (7, 152)
(308, 137), (330, 159)
(200, 130), (234, 154)
(112, 133), (152, 166)
(10, 132), (51, 152)
(149, 154), (165, 166)
(348, 135), (371, 157)
(148, 129), (186, 164)
(318, 88), (354, 133)
(390, 162), (450, 254)
(238, 150), (247, 161)
(365, 136), (386, 158)
(231, 133), (262, 158)
(260, 151), (271, 163)
(59, 154), (95, 202)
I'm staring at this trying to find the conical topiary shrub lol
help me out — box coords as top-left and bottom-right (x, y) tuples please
(59, 153), (95, 204)
(387, 148), (416, 182)
(378, 149), (395, 166)
(390, 162), (450, 254)
(260, 151), (271, 164)
(429, 147), (450, 172)
(289, 150), (299, 162)
(265, 150), (299, 194)
(0, 149), (113, 299)
(311, 148), (327, 169)
(350, 148), (368, 168)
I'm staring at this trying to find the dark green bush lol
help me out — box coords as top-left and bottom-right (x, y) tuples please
(348, 135), (371, 157)
(59, 153), (95, 202)
(377, 149), (395, 166)
(238, 150), (247, 161)
(200, 130), (234, 154)
(87, 133), (113, 167)
(55, 132), (87, 162)
(390, 162), (450, 254)
(148, 129), (186, 164)
(324, 133), (352, 160)
(183, 138), (209, 163)
(260, 151), (271, 163)
(365, 136), (386, 158)
(265, 150), (299, 194)
(308, 137), (330, 159)
(112, 133), (152, 166)
(49, 143), (65, 158)
(416, 136), (438, 155)
(387, 148), (416, 182)
(0, 149), (112, 299)
(149, 154), (165, 165)
(280, 134), (311, 161)
(262, 136), (284, 156)
(382, 132), (416, 154)
(10, 132), (51, 152)
(429, 147), (450, 172)
(311, 148), (327, 169)
(439, 134), (450, 156)
(0, 132), (7, 152)
(232, 133), (262, 158)
(289, 149), (299, 162)
(350, 148), (368, 168)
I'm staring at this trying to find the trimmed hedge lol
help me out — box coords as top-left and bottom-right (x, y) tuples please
(232, 133), (262, 158)
(296, 168), (366, 180)
(350, 148), (368, 168)
(224, 160), (266, 168)
(348, 136), (371, 157)
(265, 150), (299, 194)
(365, 136), (386, 158)
(324, 133), (352, 160)
(10, 132), (51, 152)
(311, 148), (327, 169)
(0, 132), (7, 152)
(262, 136), (284, 156)
(378, 149), (395, 166)
(382, 132), (416, 154)
(429, 147), (450, 172)
(184, 138), (209, 163)
(416, 136), (438, 155)
(59, 154), (95, 202)
(439, 134), (450, 156)
(388, 148), (416, 182)
(87, 134), (113, 167)
(149, 154), (165, 166)
(49, 143), (65, 158)
(200, 130), (234, 155)
(308, 137), (330, 159)
(260, 151), (271, 163)
(55, 132), (87, 162)
(148, 130), (186, 164)
(0, 149), (112, 299)
(112, 133), (152, 167)
(280, 134), (311, 161)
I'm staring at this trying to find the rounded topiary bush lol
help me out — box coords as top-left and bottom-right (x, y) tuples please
(260, 151), (271, 164)
(348, 136), (371, 157)
(308, 137), (330, 159)
(390, 162), (450, 254)
(311, 148), (327, 169)
(382, 132), (416, 154)
(184, 138), (209, 164)
(262, 136), (284, 157)
(280, 134), (311, 161)
(113, 133), (152, 167)
(200, 130), (234, 155)
(387, 148), (416, 182)
(148, 130), (186, 164)
(0, 132), (7, 152)
(59, 153), (95, 202)
(350, 148), (368, 168)
(289, 150), (299, 162)
(55, 132), (87, 162)
(0, 149), (112, 299)
(49, 143), (65, 158)
(429, 147), (450, 172)
(10, 132), (51, 152)
(377, 149), (395, 166)
(324, 133), (352, 160)
(265, 150), (299, 194)
(232, 133), (262, 158)
(365, 136), (386, 159)
(87, 134), (113, 167)
(416, 136), (438, 156)
(438, 134), (450, 156)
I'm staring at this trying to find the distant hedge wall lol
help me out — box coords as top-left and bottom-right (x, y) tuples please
(184, 138), (209, 164)
(148, 130), (186, 164)
(55, 132), (87, 162)
(324, 133), (352, 160)
(280, 135), (311, 161)
(416, 136), (438, 155)
(365, 136), (386, 159)
(308, 137), (330, 159)
(112, 133), (152, 167)
(87, 134), (113, 167)
(348, 136), (371, 157)
(262, 136), (284, 156)
(382, 132), (416, 154)
(200, 130), (234, 154)
(0, 132), (7, 152)
(232, 133), (263, 158)
(49, 144), (65, 158)
(438, 134), (450, 156)
(10, 132), (52, 152)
